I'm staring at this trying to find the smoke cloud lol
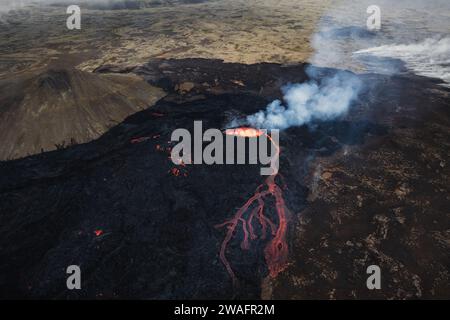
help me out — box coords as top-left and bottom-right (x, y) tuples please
(247, 68), (362, 130)
(245, 0), (450, 130)
(355, 37), (450, 87)
(309, 0), (450, 70)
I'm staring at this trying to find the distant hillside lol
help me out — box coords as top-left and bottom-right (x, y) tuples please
(50, 0), (212, 10)
(0, 68), (165, 160)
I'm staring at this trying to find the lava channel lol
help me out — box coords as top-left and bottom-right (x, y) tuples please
(217, 127), (289, 286)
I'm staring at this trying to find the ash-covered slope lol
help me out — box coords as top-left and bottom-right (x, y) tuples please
(0, 59), (448, 299)
(0, 67), (165, 160)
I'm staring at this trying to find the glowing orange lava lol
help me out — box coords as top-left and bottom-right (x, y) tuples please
(217, 128), (289, 286)
(130, 137), (150, 144)
(224, 127), (265, 138)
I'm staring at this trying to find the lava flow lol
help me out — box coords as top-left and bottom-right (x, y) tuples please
(217, 127), (289, 286)
(224, 127), (265, 138)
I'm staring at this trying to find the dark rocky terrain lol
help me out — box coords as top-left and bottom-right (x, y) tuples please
(0, 59), (448, 299)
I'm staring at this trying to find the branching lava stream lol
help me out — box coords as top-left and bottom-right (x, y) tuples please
(217, 127), (289, 286)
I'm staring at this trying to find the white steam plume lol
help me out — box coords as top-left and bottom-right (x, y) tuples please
(245, 0), (450, 130)
(355, 37), (450, 87)
(247, 69), (362, 130)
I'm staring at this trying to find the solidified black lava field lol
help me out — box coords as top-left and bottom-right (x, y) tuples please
(0, 59), (449, 299)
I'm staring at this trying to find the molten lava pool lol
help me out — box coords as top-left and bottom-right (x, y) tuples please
(224, 127), (265, 138)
